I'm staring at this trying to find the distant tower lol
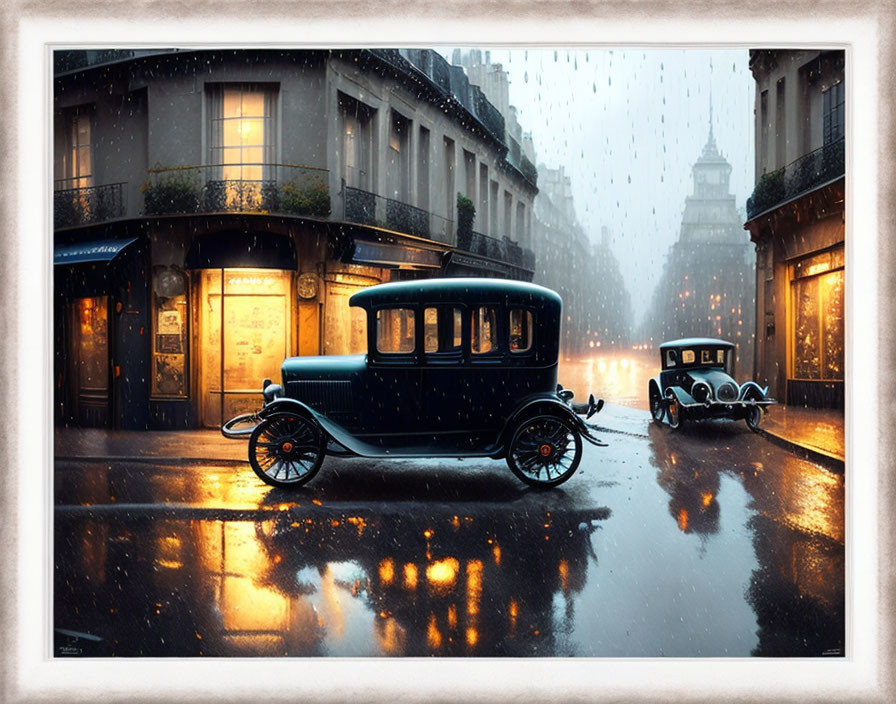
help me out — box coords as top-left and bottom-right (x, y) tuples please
(644, 116), (756, 374)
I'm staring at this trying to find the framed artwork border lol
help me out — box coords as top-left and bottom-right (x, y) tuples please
(2, 1), (894, 702)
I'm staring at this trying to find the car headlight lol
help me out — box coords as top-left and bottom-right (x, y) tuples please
(716, 382), (738, 402)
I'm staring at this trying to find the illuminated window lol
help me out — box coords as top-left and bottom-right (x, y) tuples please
(471, 306), (498, 355)
(681, 350), (695, 364)
(62, 107), (93, 189)
(207, 84), (277, 207)
(716, 349), (726, 364)
(509, 309), (533, 352)
(377, 308), (415, 354)
(424, 307), (461, 353)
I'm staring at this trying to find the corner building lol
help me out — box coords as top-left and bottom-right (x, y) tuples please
(53, 49), (538, 429)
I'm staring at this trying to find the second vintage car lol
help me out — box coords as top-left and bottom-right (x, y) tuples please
(648, 337), (775, 431)
(223, 278), (605, 489)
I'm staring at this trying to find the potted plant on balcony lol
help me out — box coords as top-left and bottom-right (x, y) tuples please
(281, 180), (331, 217)
(457, 193), (475, 250)
(142, 168), (200, 215)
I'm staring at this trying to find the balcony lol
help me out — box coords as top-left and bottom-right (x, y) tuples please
(142, 164), (330, 218)
(54, 181), (127, 228)
(746, 137), (845, 220)
(457, 229), (535, 271)
(343, 185), (454, 245)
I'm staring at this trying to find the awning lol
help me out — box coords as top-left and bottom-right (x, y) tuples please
(185, 230), (297, 270)
(54, 237), (138, 265)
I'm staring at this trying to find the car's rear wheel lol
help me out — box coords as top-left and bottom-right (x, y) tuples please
(666, 391), (683, 429)
(506, 414), (582, 488)
(649, 383), (665, 423)
(249, 411), (326, 488)
(745, 404), (762, 432)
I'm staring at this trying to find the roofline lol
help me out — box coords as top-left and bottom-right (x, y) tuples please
(659, 337), (735, 350)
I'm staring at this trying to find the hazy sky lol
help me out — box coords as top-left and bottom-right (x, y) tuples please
(449, 48), (756, 325)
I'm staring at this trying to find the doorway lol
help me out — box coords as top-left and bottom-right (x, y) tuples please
(199, 268), (292, 427)
(69, 295), (110, 427)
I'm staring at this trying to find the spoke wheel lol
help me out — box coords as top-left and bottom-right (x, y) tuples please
(666, 392), (682, 429)
(649, 383), (665, 423)
(745, 404), (762, 432)
(506, 414), (582, 488)
(249, 412), (326, 488)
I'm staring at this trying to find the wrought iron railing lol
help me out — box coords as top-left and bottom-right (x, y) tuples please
(343, 185), (455, 245)
(746, 137), (845, 219)
(53, 181), (127, 228)
(142, 164), (330, 218)
(457, 229), (534, 271)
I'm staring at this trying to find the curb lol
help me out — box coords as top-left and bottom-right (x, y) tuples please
(757, 428), (845, 473)
(55, 455), (248, 467)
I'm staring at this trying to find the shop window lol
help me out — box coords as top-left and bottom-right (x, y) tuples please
(377, 308), (415, 354)
(424, 307), (462, 353)
(509, 309), (533, 352)
(792, 250), (844, 381)
(471, 306), (498, 355)
(151, 266), (189, 397)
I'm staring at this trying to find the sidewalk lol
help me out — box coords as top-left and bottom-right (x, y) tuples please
(758, 404), (845, 471)
(55, 427), (248, 464)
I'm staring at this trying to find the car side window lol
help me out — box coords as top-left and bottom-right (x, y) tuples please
(665, 350), (677, 367)
(509, 309), (533, 352)
(681, 349), (695, 364)
(424, 306), (462, 353)
(471, 306), (498, 354)
(376, 307), (415, 354)
(701, 349), (713, 364)
(717, 349), (726, 364)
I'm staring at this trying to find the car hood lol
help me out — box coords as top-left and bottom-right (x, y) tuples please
(687, 368), (737, 389)
(281, 354), (366, 382)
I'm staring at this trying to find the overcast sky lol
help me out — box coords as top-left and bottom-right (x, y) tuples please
(447, 48), (756, 325)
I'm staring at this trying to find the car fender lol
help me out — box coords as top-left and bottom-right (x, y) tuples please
(738, 381), (769, 401)
(499, 395), (584, 452)
(665, 385), (697, 407)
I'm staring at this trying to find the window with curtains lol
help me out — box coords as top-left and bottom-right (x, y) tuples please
(206, 84), (277, 208)
(61, 106), (94, 189)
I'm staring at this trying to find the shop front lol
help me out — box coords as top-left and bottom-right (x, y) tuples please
(787, 245), (844, 407)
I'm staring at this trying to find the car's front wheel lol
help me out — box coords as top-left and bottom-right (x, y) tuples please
(506, 414), (582, 488)
(666, 391), (683, 429)
(745, 404), (762, 433)
(649, 383), (665, 423)
(248, 411), (326, 488)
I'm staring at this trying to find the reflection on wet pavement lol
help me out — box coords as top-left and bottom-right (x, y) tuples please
(54, 410), (844, 658)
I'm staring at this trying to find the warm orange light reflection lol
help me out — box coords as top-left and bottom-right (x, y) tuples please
(377, 616), (406, 656)
(447, 604), (458, 629)
(379, 558), (395, 585)
(492, 544), (502, 565)
(466, 560), (483, 616)
(677, 508), (690, 532)
(403, 563), (418, 590)
(466, 627), (479, 647)
(427, 557), (459, 592)
(427, 613), (442, 650)
(508, 599), (519, 629)
(701, 492), (714, 508)
(558, 559), (570, 593)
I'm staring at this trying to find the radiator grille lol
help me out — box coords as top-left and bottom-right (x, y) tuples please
(287, 380), (354, 415)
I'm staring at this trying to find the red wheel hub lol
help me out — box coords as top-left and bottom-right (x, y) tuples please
(281, 441), (294, 453)
(539, 444), (552, 457)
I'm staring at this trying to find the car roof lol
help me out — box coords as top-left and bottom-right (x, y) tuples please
(349, 278), (562, 309)
(659, 337), (735, 350)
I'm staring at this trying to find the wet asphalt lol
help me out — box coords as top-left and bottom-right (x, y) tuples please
(53, 408), (844, 658)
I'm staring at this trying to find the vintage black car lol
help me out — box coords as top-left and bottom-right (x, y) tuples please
(223, 279), (605, 488)
(648, 338), (775, 431)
